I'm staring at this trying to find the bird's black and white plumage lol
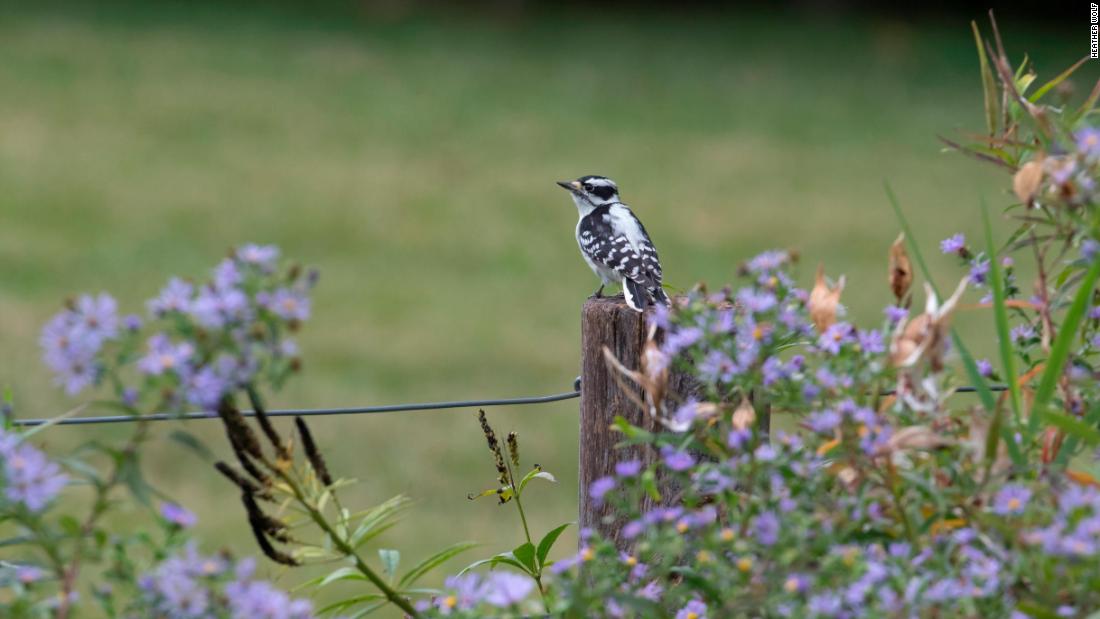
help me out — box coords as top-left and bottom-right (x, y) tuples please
(557, 175), (669, 312)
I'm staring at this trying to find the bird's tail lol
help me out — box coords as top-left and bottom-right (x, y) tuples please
(622, 279), (646, 313)
(650, 284), (670, 306)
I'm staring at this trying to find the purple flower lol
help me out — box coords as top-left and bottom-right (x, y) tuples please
(969, 258), (990, 286)
(73, 293), (120, 345)
(1010, 324), (1035, 344)
(698, 350), (737, 384)
(807, 408), (841, 433)
(976, 358), (993, 377)
(808, 592), (842, 616)
(190, 285), (250, 329)
(661, 446), (696, 472)
(884, 305), (908, 324)
(753, 511), (780, 546)
(1083, 238), (1100, 263)
(615, 459), (642, 477)
(212, 258), (242, 290)
(183, 366), (230, 410)
(727, 428), (751, 450)
(236, 244), (280, 271)
(147, 277), (194, 317)
(736, 288), (777, 314)
(992, 484), (1031, 516)
(817, 322), (853, 355)
(663, 326), (703, 356)
(159, 502), (198, 528)
(225, 578), (313, 618)
(259, 288), (311, 322)
(123, 314), (143, 331)
(675, 599), (708, 619)
(483, 571), (534, 607)
(440, 573), (484, 610)
(137, 334), (195, 376)
(761, 356), (786, 385)
(589, 476), (616, 504)
(1075, 127), (1100, 158)
(940, 233), (966, 254)
(746, 250), (788, 273)
(857, 329), (885, 354)
(622, 519), (645, 539)
(39, 296), (121, 396)
(15, 565), (44, 584)
(1, 433), (68, 512)
(671, 400), (700, 429)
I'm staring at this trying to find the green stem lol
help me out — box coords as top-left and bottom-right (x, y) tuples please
(280, 472), (421, 617)
(506, 462), (549, 613)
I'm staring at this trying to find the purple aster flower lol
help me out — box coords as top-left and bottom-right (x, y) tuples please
(969, 257), (990, 286)
(1089, 305), (1100, 320)
(884, 305), (908, 324)
(123, 314), (143, 332)
(147, 277), (194, 317)
(589, 476), (616, 504)
(754, 444), (777, 462)
(1075, 127), (1100, 158)
(483, 571), (534, 607)
(736, 288), (777, 314)
(746, 250), (788, 273)
(940, 233), (966, 254)
(976, 358), (993, 377)
(753, 510), (780, 546)
(73, 293), (120, 345)
(1, 434), (68, 512)
(15, 565), (44, 584)
(761, 356), (785, 385)
(636, 580), (663, 601)
(236, 244), (280, 271)
(675, 599), (708, 619)
(712, 308), (735, 333)
(212, 258), (242, 290)
(661, 446), (696, 472)
(259, 288), (310, 322)
(992, 484), (1031, 516)
(1083, 238), (1100, 263)
(1010, 324), (1035, 344)
(615, 459), (642, 477)
(817, 322), (853, 355)
(622, 519), (645, 539)
(671, 399), (700, 429)
(808, 592), (842, 616)
(648, 302), (670, 330)
(137, 334), (194, 376)
(159, 502), (198, 528)
(39, 303), (114, 396)
(727, 428), (751, 450)
(698, 350), (737, 384)
(857, 329), (885, 354)
(190, 285), (250, 329)
(226, 578), (313, 618)
(807, 408), (841, 433)
(663, 326), (703, 356)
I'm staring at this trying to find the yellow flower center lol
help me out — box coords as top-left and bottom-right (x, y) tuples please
(784, 577), (800, 593)
(686, 613), (700, 619)
(696, 550), (712, 564)
(720, 528), (735, 542)
(443, 596), (457, 609)
(736, 557), (753, 572)
(1007, 498), (1021, 511)
(581, 547), (595, 561)
(676, 522), (690, 533)
(623, 555), (637, 567)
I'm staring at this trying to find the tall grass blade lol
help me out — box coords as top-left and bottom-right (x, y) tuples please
(982, 199), (1023, 429)
(1031, 257), (1100, 435)
(971, 21), (999, 134)
(1028, 56), (1088, 103)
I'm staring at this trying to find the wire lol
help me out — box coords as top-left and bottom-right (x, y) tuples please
(9, 379), (1009, 428)
(11, 378), (583, 428)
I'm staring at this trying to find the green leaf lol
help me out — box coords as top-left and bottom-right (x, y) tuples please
(518, 467), (557, 493)
(1033, 257), (1100, 427)
(398, 541), (479, 589)
(118, 453), (152, 507)
(1042, 411), (1100, 446)
(348, 495), (410, 549)
(459, 552), (530, 576)
(317, 594), (386, 616)
(318, 566), (364, 588)
(982, 201), (1024, 431)
(971, 21), (999, 134)
(512, 542), (537, 573)
(378, 549), (400, 583)
(1029, 56), (1088, 103)
(536, 523), (571, 568)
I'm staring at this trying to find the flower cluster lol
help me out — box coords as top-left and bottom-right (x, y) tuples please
(135, 544), (315, 619)
(39, 244), (315, 412)
(0, 428), (67, 513)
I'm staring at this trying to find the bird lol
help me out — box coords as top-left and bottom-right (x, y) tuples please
(556, 175), (669, 312)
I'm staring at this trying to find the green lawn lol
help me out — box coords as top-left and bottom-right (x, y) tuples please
(0, 2), (1089, 612)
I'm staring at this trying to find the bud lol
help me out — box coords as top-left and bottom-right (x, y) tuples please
(808, 264), (845, 333)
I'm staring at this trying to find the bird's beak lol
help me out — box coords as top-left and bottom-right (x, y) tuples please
(557, 180), (581, 191)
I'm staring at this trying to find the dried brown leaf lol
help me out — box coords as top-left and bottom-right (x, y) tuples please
(888, 233), (913, 303)
(731, 396), (756, 432)
(808, 264), (845, 334)
(1013, 157), (1045, 204)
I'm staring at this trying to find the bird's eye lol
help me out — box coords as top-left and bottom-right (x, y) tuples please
(582, 183), (593, 192)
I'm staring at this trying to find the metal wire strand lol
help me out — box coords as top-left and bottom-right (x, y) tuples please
(11, 379), (583, 428)
(9, 379), (1008, 428)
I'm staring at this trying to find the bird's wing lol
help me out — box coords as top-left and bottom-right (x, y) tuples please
(608, 204), (663, 285)
(578, 206), (658, 289)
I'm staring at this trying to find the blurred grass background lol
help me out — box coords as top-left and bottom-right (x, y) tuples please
(0, 0), (1089, 612)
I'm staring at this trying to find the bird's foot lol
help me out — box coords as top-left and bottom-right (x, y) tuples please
(589, 284), (605, 299)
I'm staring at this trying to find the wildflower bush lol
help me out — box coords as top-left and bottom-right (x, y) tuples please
(4, 16), (1100, 618)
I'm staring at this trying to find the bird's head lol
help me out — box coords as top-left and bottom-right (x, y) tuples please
(557, 175), (620, 209)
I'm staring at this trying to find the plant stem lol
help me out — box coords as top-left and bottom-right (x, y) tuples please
(506, 461), (549, 613)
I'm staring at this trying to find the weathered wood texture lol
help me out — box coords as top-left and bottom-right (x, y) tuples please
(579, 296), (772, 546)
(578, 296), (698, 545)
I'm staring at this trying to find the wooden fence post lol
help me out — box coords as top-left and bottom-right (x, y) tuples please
(578, 296), (770, 546)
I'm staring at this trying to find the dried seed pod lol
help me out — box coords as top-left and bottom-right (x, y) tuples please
(227, 432), (272, 487)
(214, 461), (273, 501)
(888, 233), (913, 303)
(294, 416), (333, 486)
(506, 432), (520, 468)
(1013, 157), (1045, 204)
(478, 410), (509, 487)
(217, 400), (264, 460)
(241, 493), (296, 565)
(248, 389), (289, 462)
(731, 396), (756, 432)
(808, 264), (845, 333)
